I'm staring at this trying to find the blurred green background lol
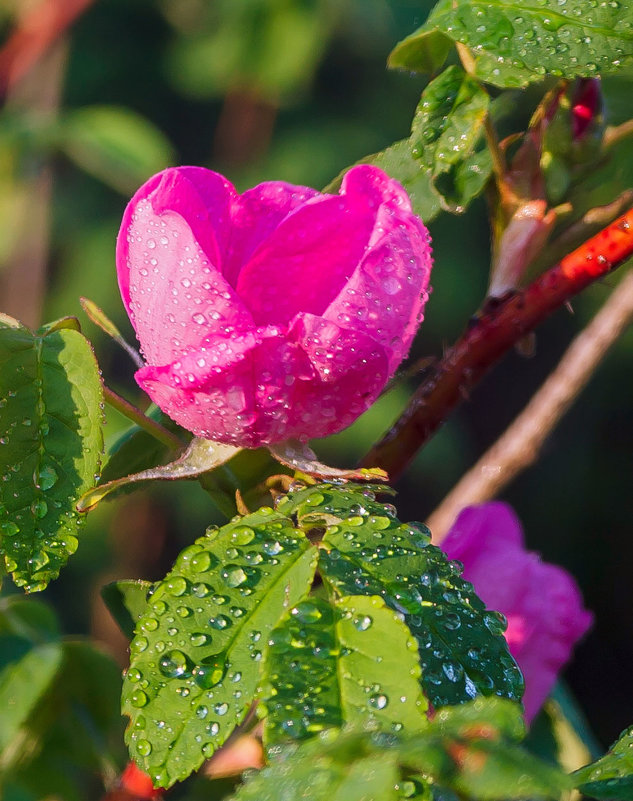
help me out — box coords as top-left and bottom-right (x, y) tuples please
(0, 0), (632, 797)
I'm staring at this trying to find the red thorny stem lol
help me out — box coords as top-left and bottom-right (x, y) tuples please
(362, 207), (633, 480)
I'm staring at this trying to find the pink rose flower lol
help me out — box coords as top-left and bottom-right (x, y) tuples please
(117, 165), (432, 447)
(442, 503), (592, 722)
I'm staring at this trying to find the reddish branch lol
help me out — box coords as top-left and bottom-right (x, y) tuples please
(363, 207), (633, 480)
(0, 0), (94, 96)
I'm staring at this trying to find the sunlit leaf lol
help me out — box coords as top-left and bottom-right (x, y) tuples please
(0, 317), (103, 591)
(389, 0), (633, 88)
(573, 726), (633, 799)
(261, 595), (427, 745)
(122, 508), (318, 787)
(78, 437), (239, 512)
(278, 484), (523, 709)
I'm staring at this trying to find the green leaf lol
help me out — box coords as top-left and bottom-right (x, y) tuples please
(389, 0), (633, 88)
(399, 699), (570, 800)
(0, 595), (60, 642)
(573, 726), (633, 799)
(278, 484), (523, 709)
(0, 640), (63, 760)
(101, 579), (153, 639)
(59, 105), (174, 195)
(122, 508), (318, 787)
(232, 709), (567, 801)
(324, 70), (492, 221)
(411, 66), (489, 177)
(261, 594), (427, 745)
(0, 318), (104, 591)
(230, 733), (400, 801)
(388, 29), (453, 74)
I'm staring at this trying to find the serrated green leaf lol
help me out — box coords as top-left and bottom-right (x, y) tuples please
(278, 485), (523, 709)
(573, 726), (633, 799)
(101, 579), (153, 639)
(389, 0), (633, 89)
(233, 709), (567, 801)
(0, 320), (103, 591)
(261, 594), (427, 745)
(411, 66), (489, 177)
(60, 105), (174, 194)
(230, 732), (400, 801)
(123, 508), (318, 787)
(325, 80), (492, 222)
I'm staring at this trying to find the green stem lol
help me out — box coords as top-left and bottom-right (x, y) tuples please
(103, 386), (184, 452)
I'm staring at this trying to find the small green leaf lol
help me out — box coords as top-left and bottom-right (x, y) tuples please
(279, 485), (523, 709)
(411, 66), (489, 177)
(573, 726), (633, 799)
(389, 0), (633, 88)
(388, 29), (453, 74)
(123, 508), (318, 787)
(399, 699), (570, 800)
(408, 66), (492, 212)
(230, 732), (400, 801)
(0, 320), (103, 591)
(59, 105), (174, 194)
(101, 579), (153, 639)
(324, 74), (492, 222)
(261, 594), (427, 745)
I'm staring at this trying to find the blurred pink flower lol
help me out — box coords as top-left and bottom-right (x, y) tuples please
(442, 503), (592, 721)
(117, 165), (432, 447)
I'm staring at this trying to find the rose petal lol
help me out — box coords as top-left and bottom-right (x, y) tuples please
(135, 327), (314, 447)
(235, 165), (412, 327)
(223, 181), (319, 287)
(323, 201), (432, 373)
(117, 169), (255, 365)
(285, 312), (390, 440)
(235, 195), (373, 326)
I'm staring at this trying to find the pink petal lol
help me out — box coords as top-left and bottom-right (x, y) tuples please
(235, 194), (374, 326)
(285, 312), (390, 440)
(234, 165), (417, 328)
(135, 327), (314, 447)
(117, 168), (254, 365)
(442, 503), (525, 563)
(323, 200), (432, 373)
(222, 181), (319, 287)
